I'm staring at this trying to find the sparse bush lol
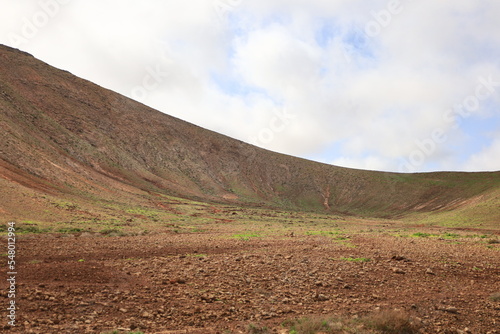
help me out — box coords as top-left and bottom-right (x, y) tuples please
(57, 227), (84, 233)
(286, 316), (343, 334)
(246, 323), (270, 334)
(21, 225), (41, 233)
(232, 233), (262, 241)
(490, 292), (500, 302)
(100, 228), (126, 237)
(412, 232), (431, 238)
(441, 232), (460, 239)
(53, 201), (79, 211)
(284, 310), (421, 334)
(362, 310), (420, 334)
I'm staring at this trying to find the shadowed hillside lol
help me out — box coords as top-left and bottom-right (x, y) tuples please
(0, 44), (499, 226)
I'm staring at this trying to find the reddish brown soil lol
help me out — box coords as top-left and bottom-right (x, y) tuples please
(2, 229), (499, 334)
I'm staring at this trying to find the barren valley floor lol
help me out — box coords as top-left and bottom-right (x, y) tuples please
(3, 204), (499, 334)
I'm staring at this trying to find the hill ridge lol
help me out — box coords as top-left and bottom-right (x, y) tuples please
(0, 44), (499, 226)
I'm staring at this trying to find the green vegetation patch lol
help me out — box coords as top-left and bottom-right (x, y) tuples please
(57, 227), (84, 233)
(16, 223), (52, 234)
(187, 253), (208, 258)
(441, 232), (461, 239)
(99, 228), (127, 237)
(411, 232), (434, 238)
(231, 232), (263, 241)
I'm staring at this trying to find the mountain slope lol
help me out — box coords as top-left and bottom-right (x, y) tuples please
(0, 44), (499, 226)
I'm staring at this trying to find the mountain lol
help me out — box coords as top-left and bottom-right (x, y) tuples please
(0, 44), (499, 228)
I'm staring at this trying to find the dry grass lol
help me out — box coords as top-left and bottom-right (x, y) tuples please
(284, 310), (421, 334)
(285, 316), (342, 334)
(246, 323), (271, 334)
(362, 310), (421, 334)
(490, 292), (500, 302)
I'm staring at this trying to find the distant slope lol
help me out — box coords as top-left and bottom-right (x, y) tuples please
(0, 44), (499, 225)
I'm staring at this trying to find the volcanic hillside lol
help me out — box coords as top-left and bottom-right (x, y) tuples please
(0, 44), (499, 226)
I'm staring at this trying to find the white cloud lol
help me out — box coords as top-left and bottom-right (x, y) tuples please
(331, 155), (393, 172)
(462, 139), (500, 172)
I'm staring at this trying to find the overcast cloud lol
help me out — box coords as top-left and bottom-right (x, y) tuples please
(1, 0), (499, 172)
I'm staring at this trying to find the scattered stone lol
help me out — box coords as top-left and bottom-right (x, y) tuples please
(141, 311), (153, 319)
(426, 268), (436, 275)
(443, 306), (459, 314)
(314, 293), (329, 301)
(392, 267), (406, 274)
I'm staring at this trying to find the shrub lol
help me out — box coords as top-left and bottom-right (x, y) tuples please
(490, 292), (500, 302)
(57, 227), (84, 233)
(286, 316), (342, 334)
(362, 310), (420, 334)
(284, 310), (421, 334)
(412, 232), (431, 238)
(100, 228), (126, 237)
(20, 225), (42, 233)
(246, 323), (270, 334)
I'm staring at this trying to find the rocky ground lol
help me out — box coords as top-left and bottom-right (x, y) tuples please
(1, 219), (499, 334)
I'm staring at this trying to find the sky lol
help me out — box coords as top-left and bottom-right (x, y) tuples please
(1, 0), (499, 173)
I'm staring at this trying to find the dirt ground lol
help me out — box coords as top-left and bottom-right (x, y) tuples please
(1, 220), (499, 334)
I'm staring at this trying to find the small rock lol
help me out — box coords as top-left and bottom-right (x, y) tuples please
(141, 311), (153, 318)
(426, 268), (436, 275)
(444, 306), (458, 314)
(392, 267), (406, 274)
(314, 293), (329, 301)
